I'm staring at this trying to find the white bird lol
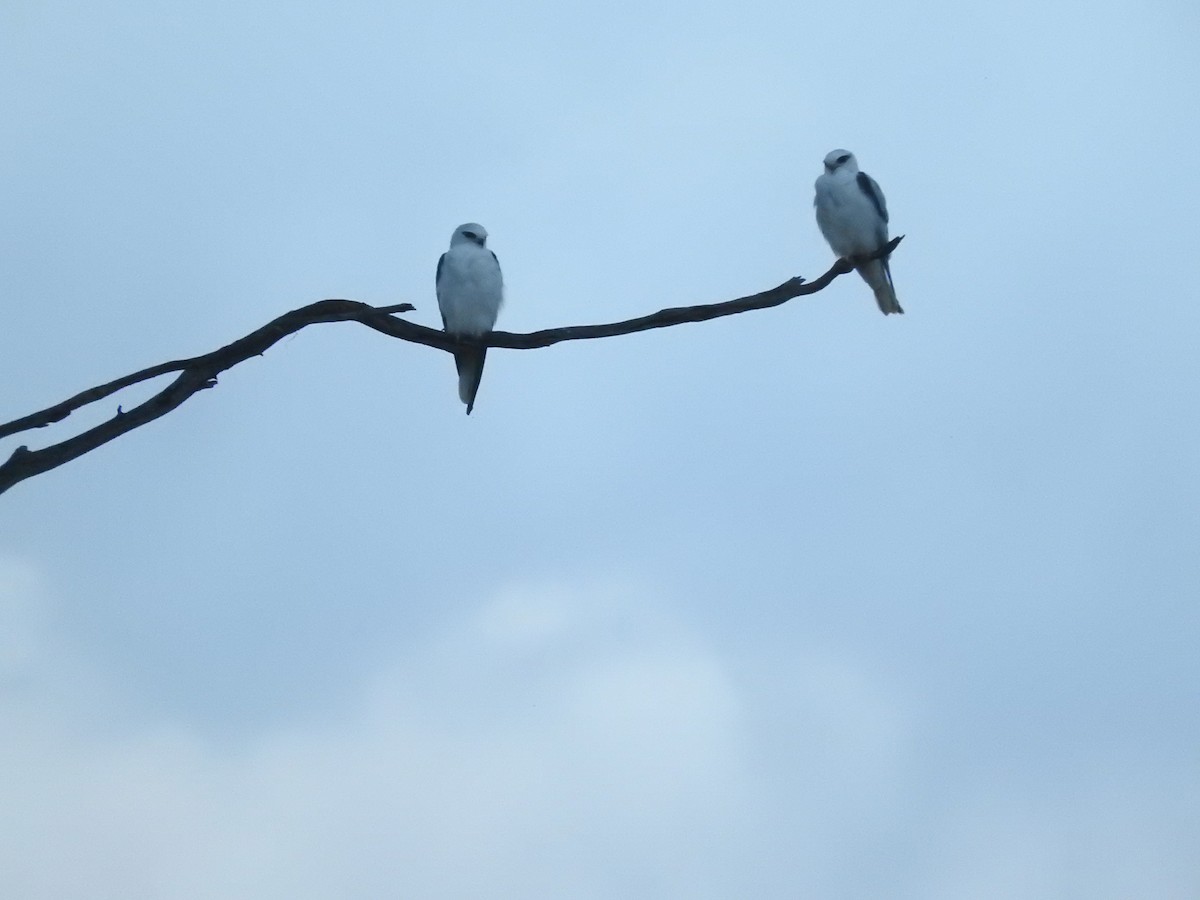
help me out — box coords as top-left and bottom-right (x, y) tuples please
(435, 223), (504, 414)
(814, 149), (903, 315)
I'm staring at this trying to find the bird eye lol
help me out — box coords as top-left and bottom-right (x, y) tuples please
(837, 154), (851, 164)
(463, 231), (477, 240)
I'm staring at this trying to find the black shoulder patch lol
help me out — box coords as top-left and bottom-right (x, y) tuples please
(857, 172), (888, 223)
(489, 250), (500, 272)
(436, 252), (446, 286)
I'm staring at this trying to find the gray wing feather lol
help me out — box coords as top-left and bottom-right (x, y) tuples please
(436, 252), (447, 328)
(856, 172), (891, 250)
(856, 172), (889, 223)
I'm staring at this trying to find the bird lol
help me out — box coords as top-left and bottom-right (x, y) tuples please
(814, 149), (903, 315)
(435, 223), (504, 414)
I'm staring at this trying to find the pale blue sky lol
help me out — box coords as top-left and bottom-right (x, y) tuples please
(2, 1), (1198, 896)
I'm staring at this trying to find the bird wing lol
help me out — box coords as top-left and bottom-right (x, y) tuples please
(856, 172), (889, 224)
(435, 252), (448, 328)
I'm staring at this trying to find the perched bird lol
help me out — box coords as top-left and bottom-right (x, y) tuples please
(814, 149), (903, 315)
(435, 223), (504, 414)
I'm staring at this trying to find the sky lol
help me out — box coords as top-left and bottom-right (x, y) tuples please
(1, 0), (1198, 896)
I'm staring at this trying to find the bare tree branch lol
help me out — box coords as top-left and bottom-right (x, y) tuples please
(0, 237), (902, 496)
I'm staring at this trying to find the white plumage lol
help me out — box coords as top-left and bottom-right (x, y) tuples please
(435, 223), (504, 414)
(814, 149), (903, 315)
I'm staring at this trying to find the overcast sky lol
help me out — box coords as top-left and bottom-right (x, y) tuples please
(2, 0), (1198, 897)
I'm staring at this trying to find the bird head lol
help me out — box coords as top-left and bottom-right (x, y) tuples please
(451, 223), (489, 247)
(822, 149), (859, 175)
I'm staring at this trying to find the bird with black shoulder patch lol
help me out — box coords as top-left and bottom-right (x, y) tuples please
(814, 149), (903, 315)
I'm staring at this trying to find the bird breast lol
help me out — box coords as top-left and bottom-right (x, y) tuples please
(815, 177), (883, 258)
(439, 248), (503, 336)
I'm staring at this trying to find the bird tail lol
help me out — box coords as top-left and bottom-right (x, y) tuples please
(857, 258), (903, 315)
(455, 347), (487, 415)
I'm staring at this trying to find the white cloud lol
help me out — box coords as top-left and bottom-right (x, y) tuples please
(1, 566), (1195, 898)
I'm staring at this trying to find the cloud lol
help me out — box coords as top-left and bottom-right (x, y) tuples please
(1, 565), (1195, 898)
